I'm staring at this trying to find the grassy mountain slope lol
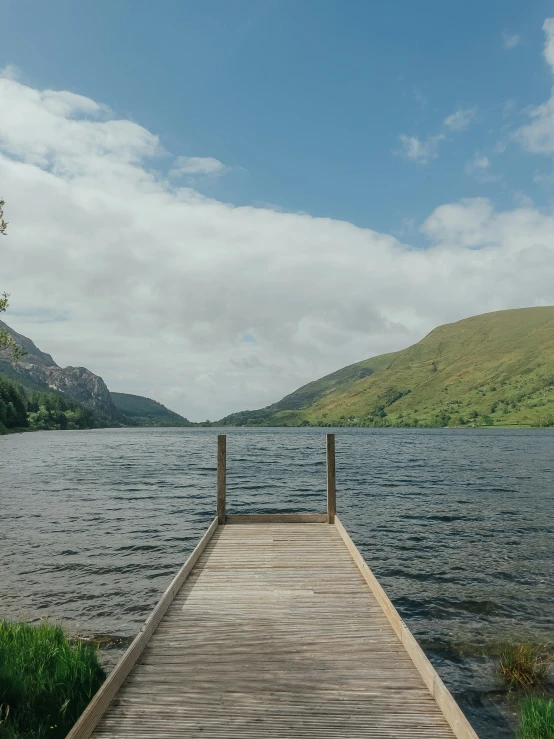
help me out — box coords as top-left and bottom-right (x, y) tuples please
(219, 307), (554, 428)
(110, 392), (193, 426)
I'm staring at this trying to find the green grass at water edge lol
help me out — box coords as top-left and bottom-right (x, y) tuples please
(517, 698), (554, 739)
(0, 621), (105, 739)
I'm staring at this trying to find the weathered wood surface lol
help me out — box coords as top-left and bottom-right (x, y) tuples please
(226, 513), (328, 524)
(326, 433), (336, 524)
(67, 516), (219, 739)
(85, 523), (472, 739)
(216, 435), (226, 525)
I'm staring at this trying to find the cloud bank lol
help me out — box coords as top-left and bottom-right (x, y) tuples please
(1, 69), (554, 419)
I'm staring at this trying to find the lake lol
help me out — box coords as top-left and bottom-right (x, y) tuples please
(1, 427), (553, 737)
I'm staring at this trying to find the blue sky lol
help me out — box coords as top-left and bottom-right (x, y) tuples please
(2, 1), (554, 418)
(3, 0), (554, 239)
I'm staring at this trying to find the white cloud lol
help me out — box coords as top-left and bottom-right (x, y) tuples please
(170, 155), (227, 177)
(465, 153), (489, 174)
(443, 107), (477, 132)
(517, 19), (554, 153)
(542, 18), (554, 71)
(420, 197), (553, 253)
(532, 169), (554, 185)
(518, 96), (554, 153)
(398, 108), (476, 165)
(0, 64), (22, 80)
(464, 153), (502, 183)
(1, 73), (554, 419)
(471, 155), (490, 170)
(0, 74), (158, 173)
(502, 32), (521, 50)
(396, 134), (444, 164)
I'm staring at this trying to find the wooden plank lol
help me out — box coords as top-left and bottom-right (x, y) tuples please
(65, 431), (478, 738)
(334, 515), (478, 739)
(225, 513), (328, 524)
(217, 435), (226, 525)
(87, 522), (469, 739)
(66, 516), (219, 739)
(326, 433), (336, 524)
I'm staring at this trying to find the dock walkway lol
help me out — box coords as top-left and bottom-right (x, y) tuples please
(68, 436), (478, 739)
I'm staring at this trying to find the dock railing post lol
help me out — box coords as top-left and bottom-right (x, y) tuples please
(217, 434), (226, 524)
(326, 433), (336, 524)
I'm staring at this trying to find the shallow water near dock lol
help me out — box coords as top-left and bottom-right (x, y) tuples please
(1, 427), (553, 737)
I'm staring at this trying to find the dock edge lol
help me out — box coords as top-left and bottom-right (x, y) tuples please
(334, 515), (479, 739)
(65, 516), (220, 739)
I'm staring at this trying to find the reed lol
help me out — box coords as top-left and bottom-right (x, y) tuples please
(0, 621), (105, 739)
(516, 697), (554, 739)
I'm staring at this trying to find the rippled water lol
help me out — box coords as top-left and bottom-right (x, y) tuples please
(1, 427), (553, 737)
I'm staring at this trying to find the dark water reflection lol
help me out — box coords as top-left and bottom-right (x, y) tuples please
(1, 427), (553, 738)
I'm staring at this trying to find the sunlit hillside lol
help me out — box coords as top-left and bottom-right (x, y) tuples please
(219, 307), (554, 428)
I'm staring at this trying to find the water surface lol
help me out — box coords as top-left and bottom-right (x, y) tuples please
(1, 427), (553, 737)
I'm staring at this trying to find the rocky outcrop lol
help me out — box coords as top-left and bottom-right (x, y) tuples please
(0, 320), (119, 419)
(41, 365), (116, 415)
(0, 320), (58, 367)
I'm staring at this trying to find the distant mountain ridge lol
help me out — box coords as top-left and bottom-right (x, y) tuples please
(218, 307), (554, 428)
(0, 320), (191, 427)
(111, 392), (193, 426)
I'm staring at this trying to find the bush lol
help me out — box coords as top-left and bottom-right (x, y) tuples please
(516, 697), (554, 739)
(0, 621), (105, 739)
(499, 643), (552, 689)
(533, 414), (554, 428)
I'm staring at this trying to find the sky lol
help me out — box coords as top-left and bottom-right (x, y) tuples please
(1, 0), (554, 420)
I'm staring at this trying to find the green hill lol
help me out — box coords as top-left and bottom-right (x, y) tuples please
(218, 307), (554, 428)
(110, 392), (193, 426)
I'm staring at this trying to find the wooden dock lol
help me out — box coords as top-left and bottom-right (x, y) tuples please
(67, 435), (478, 739)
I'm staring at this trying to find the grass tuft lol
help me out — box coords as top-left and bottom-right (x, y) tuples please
(0, 620), (105, 739)
(516, 697), (554, 739)
(500, 643), (552, 689)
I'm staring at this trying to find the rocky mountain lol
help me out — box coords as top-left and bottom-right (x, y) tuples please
(218, 307), (554, 428)
(0, 320), (193, 427)
(0, 321), (121, 421)
(0, 322), (58, 367)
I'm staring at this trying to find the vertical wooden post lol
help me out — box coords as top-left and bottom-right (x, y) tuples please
(326, 433), (336, 524)
(217, 435), (226, 525)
